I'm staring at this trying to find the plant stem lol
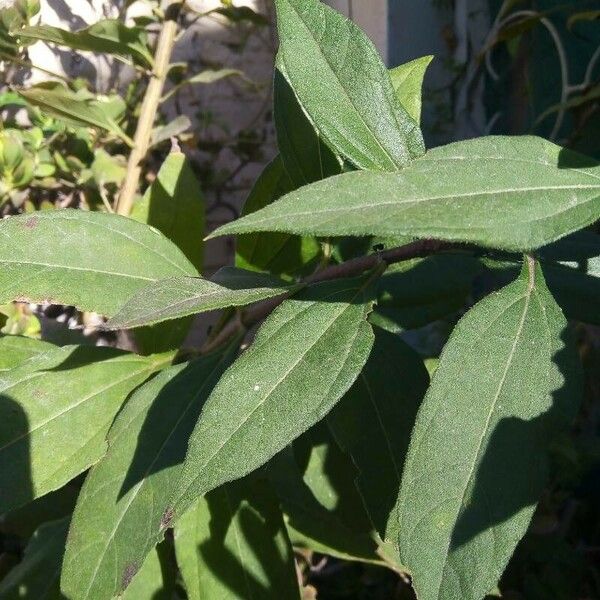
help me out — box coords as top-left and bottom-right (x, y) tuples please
(115, 5), (181, 216)
(200, 239), (456, 354)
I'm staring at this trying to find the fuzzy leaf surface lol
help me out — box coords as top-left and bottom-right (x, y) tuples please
(396, 259), (582, 600)
(235, 156), (321, 278)
(0, 209), (197, 316)
(0, 335), (54, 371)
(274, 0), (424, 171)
(274, 61), (342, 186)
(61, 352), (233, 600)
(210, 137), (600, 252)
(0, 345), (166, 514)
(171, 275), (377, 519)
(106, 268), (291, 330)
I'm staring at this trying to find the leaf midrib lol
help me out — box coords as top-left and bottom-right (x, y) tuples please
(77, 356), (227, 600)
(0, 213), (194, 276)
(433, 260), (537, 598)
(281, 0), (400, 169)
(111, 284), (287, 327)
(0, 259), (157, 281)
(175, 283), (370, 504)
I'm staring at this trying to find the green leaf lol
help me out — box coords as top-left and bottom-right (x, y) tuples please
(0, 345), (167, 514)
(61, 350), (234, 600)
(19, 86), (132, 143)
(0, 518), (173, 600)
(162, 69), (244, 102)
(486, 258), (600, 326)
(170, 274), (377, 519)
(389, 55), (434, 124)
(210, 137), (600, 252)
(0, 335), (54, 371)
(376, 253), (485, 329)
(131, 151), (205, 272)
(277, 420), (402, 567)
(0, 517), (69, 600)
(328, 327), (429, 544)
(274, 62), (342, 186)
(235, 156), (321, 278)
(0, 209), (198, 316)
(150, 115), (191, 147)
(174, 477), (300, 600)
(396, 258), (583, 600)
(105, 267), (291, 330)
(18, 20), (153, 67)
(129, 151), (204, 352)
(91, 148), (126, 187)
(269, 445), (383, 565)
(274, 0), (424, 171)
(121, 543), (176, 600)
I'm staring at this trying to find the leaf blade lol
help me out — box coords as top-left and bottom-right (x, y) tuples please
(328, 327), (429, 544)
(274, 0), (424, 171)
(235, 156), (321, 278)
(210, 137), (600, 252)
(0, 335), (54, 371)
(0, 209), (197, 316)
(131, 151), (205, 272)
(61, 351), (234, 600)
(19, 86), (130, 141)
(0, 345), (166, 514)
(174, 477), (300, 600)
(105, 268), (291, 330)
(389, 55), (433, 124)
(0, 517), (69, 600)
(170, 275), (377, 519)
(274, 61), (342, 186)
(396, 258), (583, 600)
(19, 21), (153, 67)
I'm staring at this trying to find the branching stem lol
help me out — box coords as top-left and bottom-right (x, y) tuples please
(200, 239), (457, 354)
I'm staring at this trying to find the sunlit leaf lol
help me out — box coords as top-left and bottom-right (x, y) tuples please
(0, 345), (169, 514)
(211, 137), (600, 252)
(274, 0), (424, 171)
(0, 209), (197, 316)
(396, 258), (583, 600)
(62, 350), (234, 600)
(170, 274), (378, 519)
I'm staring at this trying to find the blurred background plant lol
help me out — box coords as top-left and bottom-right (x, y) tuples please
(0, 0), (274, 226)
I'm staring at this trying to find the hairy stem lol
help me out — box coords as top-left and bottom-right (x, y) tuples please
(200, 239), (456, 354)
